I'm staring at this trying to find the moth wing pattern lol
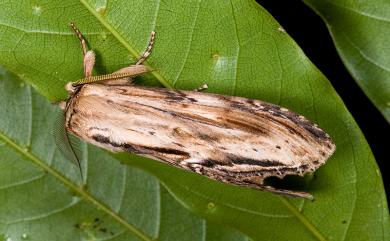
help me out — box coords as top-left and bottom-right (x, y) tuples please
(65, 84), (336, 198)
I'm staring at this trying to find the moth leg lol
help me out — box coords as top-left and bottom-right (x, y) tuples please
(102, 31), (155, 85)
(239, 177), (313, 199)
(193, 83), (208, 92)
(136, 31), (155, 65)
(70, 22), (95, 78)
(259, 185), (313, 199)
(114, 31), (155, 74)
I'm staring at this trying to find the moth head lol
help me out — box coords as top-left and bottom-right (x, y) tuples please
(65, 82), (81, 96)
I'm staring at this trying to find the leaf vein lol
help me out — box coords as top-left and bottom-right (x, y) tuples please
(323, 0), (390, 23)
(229, 0), (240, 95)
(0, 174), (45, 190)
(279, 197), (327, 241)
(0, 130), (153, 241)
(26, 85), (32, 148)
(0, 22), (102, 35)
(163, 181), (292, 218)
(115, 166), (127, 213)
(6, 198), (80, 225)
(339, 31), (390, 73)
(172, 0), (202, 86)
(339, 127), (358, 241)
(154, 183), (161, 239)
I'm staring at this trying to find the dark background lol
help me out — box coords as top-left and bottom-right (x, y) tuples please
(256, 0), (389, 199)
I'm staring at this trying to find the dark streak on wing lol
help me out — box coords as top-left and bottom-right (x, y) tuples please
(259, 114), (310, 142)
(229, 156), (286, 167)
(197, 133), (220, 142)
(200, 159), (217, 167)
(92, 134), (112, 145)
(88, 127), (109, 131)
(223, 117), (269, 135)
(91, 134), (190, 160)
(173, 142), (185, 147)
(113, 99), (225, 130)
(111, 85), (330, 143)
(91, 134), (144, 154)
(117, 86), (197, 103)
(144, 146), (190, 157)
(112, 86), (328, 144)
(171, 112), (226, 128)
(233, 100), (330, 142)
(65, 84), (335, 198)
(171, 110), (269, 137)
(198, 93), (328, 143)
(280, 112), (329, 141)
(200, 156), (286, 169)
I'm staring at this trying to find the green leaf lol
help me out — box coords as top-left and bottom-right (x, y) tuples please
(303, 0), (390, 123)
(0, 1), (388, 241)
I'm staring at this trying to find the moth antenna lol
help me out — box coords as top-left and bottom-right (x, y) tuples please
(72, 70), (151, 86)
(53, 111), (84, 182)
(65, 130), (84, 181)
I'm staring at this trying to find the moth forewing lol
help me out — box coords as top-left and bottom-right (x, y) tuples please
(58, 23), (336, 199)
(64, 84), (335, 199)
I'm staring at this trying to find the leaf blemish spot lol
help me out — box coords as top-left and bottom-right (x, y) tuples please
(212, 52), (220, 60)
(21, 234), (28, 239)
(278, 26), (286, 33)
(101, 32), (107, 41)
(207, 202), (215, 210)
(96, 7), (106, 15)
(32, 6), (42, 15)
(72, 195), (81, 203)
(80, 221), (91, 229)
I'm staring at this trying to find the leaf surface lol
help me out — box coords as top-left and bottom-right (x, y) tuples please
(0, 1), (388, 241)
(304, 0), (390, 123)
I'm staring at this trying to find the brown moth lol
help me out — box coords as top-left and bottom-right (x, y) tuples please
(57, 23), (335, 199)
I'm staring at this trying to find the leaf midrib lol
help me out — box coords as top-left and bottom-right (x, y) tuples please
(0, 130), (153, 241)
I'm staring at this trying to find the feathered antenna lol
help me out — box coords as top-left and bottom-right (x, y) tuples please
(53, 110), (84, 181)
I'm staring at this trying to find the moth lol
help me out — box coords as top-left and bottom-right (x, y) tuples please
(57, 23), (336, 199)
